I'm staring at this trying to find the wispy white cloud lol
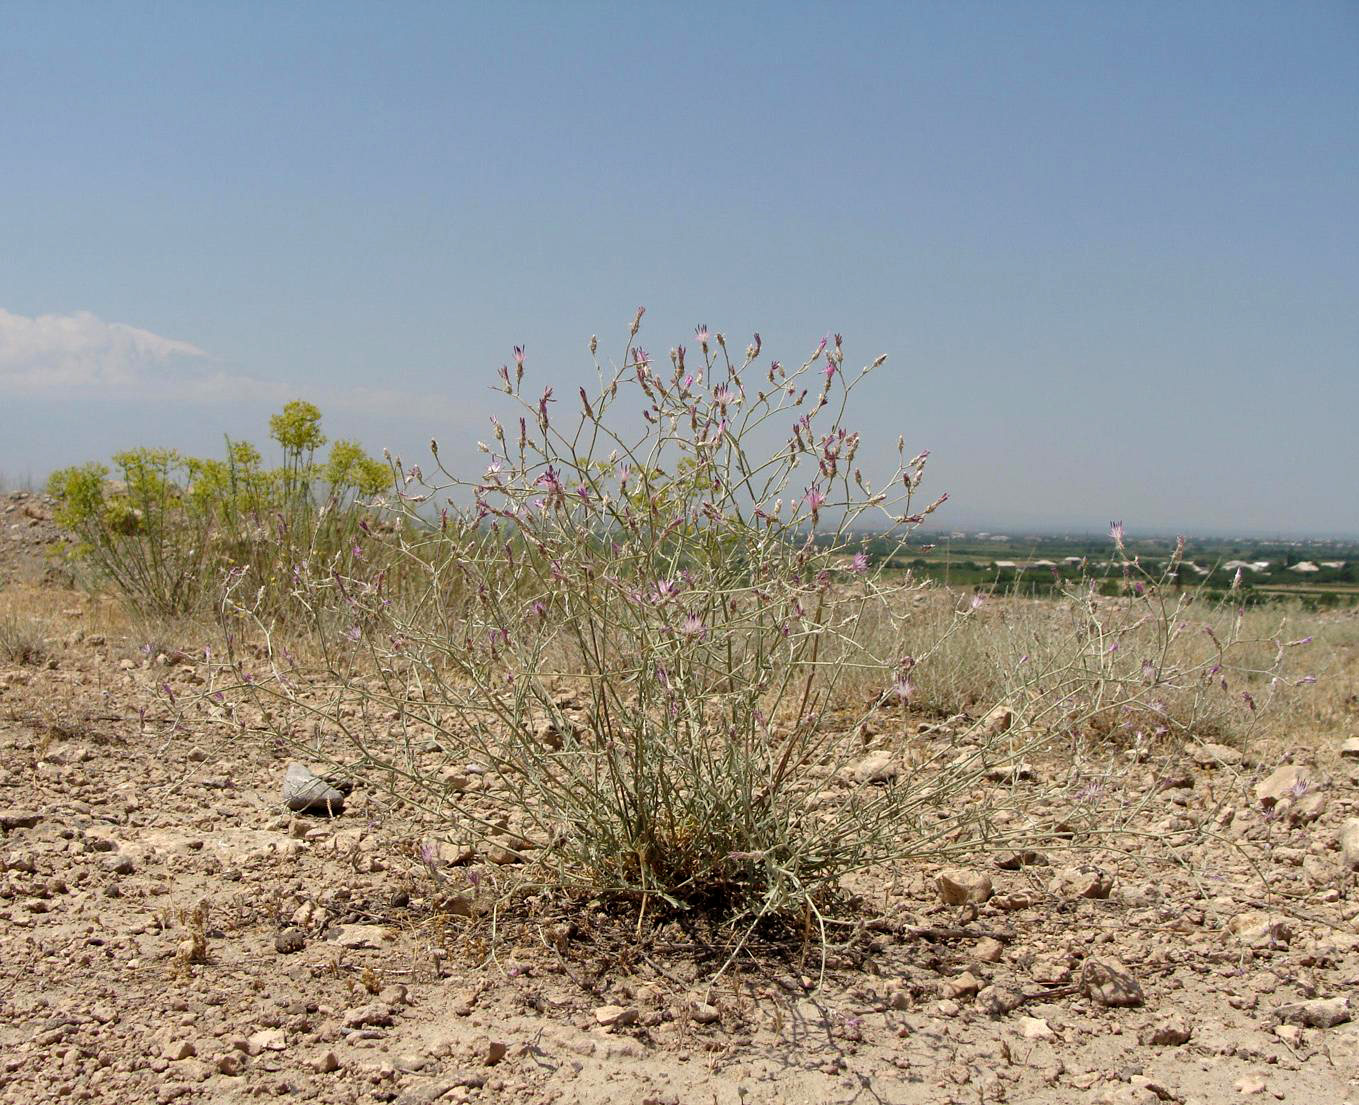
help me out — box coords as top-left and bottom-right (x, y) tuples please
(0, 307), (472, 424)
(0, 308), (209, 395)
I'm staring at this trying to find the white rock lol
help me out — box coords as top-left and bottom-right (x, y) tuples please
(842, 750), (897, 784)
(1274, 996), (1351, 1028)
(1253, 764), (1314, 807)
(1340, 819), (1359, 870)
(1190, 742), (1243, 768)
(246, 1028), (285, 1054)
(1225, 911), (1293, 949)
(1049, 864), (1114, 900)
(593, 1004), (638, 1028)
(937, 867), (993, 906)
(331, 924), (394, 949)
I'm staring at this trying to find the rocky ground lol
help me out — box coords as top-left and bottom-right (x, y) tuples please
(4, 489), (1359, 1105)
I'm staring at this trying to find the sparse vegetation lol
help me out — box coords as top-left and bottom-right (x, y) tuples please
(4, 330), (1355, 1101)
(0, 607), (49, 666)
(46, 401), (393, 617)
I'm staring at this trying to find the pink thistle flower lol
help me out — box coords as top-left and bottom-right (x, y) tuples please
(892, 675), (915, 703)
(851, 552), (869, 575)
(804, 486), (826, 513)
(1109, 520), (1125, 549)
(513, 345), (525, 367)
(680, 613), (706, 639)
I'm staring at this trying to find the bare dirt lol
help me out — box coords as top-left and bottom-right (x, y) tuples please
(4, 490), (1359, 1105)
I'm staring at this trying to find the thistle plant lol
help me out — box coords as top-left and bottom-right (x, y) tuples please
(224, 314), (1091, 933)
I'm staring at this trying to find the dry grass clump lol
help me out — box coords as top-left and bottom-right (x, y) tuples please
(0, 600), (50, 666)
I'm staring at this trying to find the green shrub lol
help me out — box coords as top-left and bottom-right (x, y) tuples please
(47, 403), (393, 617)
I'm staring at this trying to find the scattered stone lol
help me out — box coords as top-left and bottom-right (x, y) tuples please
(1279, 788), (1327, 825)
(1141, 1015), (1192, 1046)
(1275, 1023), (1303, 1046)
(973, 937), (1005, 963)
(0, 810), (41, 831)
(1098, 1085), (1159, 1105)
(982, 705), (1013, 736)
(1079, 958), (1145, 1007)
(1340, 820), (1359, 870)
(274, 928), (306, 954)
(976, 985), (1023, 1017)
(102, 853), (136, 875)
(1225, 912), (1293, 949)
(1234, 1073), (1268, 1095)
(484, 843), (525, 865)
(378, 984), (408, 1006)
(312, 1050), (340, 1073)
(995, 849), (1046, 870)
(842, 750), (897, 785)
(1273, 996), (1351, 1028)
(395, 1082), (459, 1105)
(162, 1040), (196, 1061)
(282, 763), (346, 815)
(594, 1004), (639, 1028)
(1340, 737), (1359, 759)
(937, 867), (993, 907)
(1128, 1076), (1175, 1102)
(331, 924), (394, 949)
(941, 970), (981, 999)
(343, 1003), (395, 1029)
(1253, 764), (1314, 808)
(992, 891), (1037, 911)
(1190, 741), (1244, 768)
(1049, 864), (1115, 900)
(1017, 1015), (1053, 1039)
(482, 1040), (508, 1066)
(246, 1028), (286, 1054)
(688, 1001), (720, 1025)
(215, 1054), (243, 1076)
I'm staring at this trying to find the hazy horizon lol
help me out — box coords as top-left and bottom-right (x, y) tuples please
(3, 3), (1356, 537)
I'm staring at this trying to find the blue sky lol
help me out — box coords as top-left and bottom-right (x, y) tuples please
(3, 2), (1356, 535)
